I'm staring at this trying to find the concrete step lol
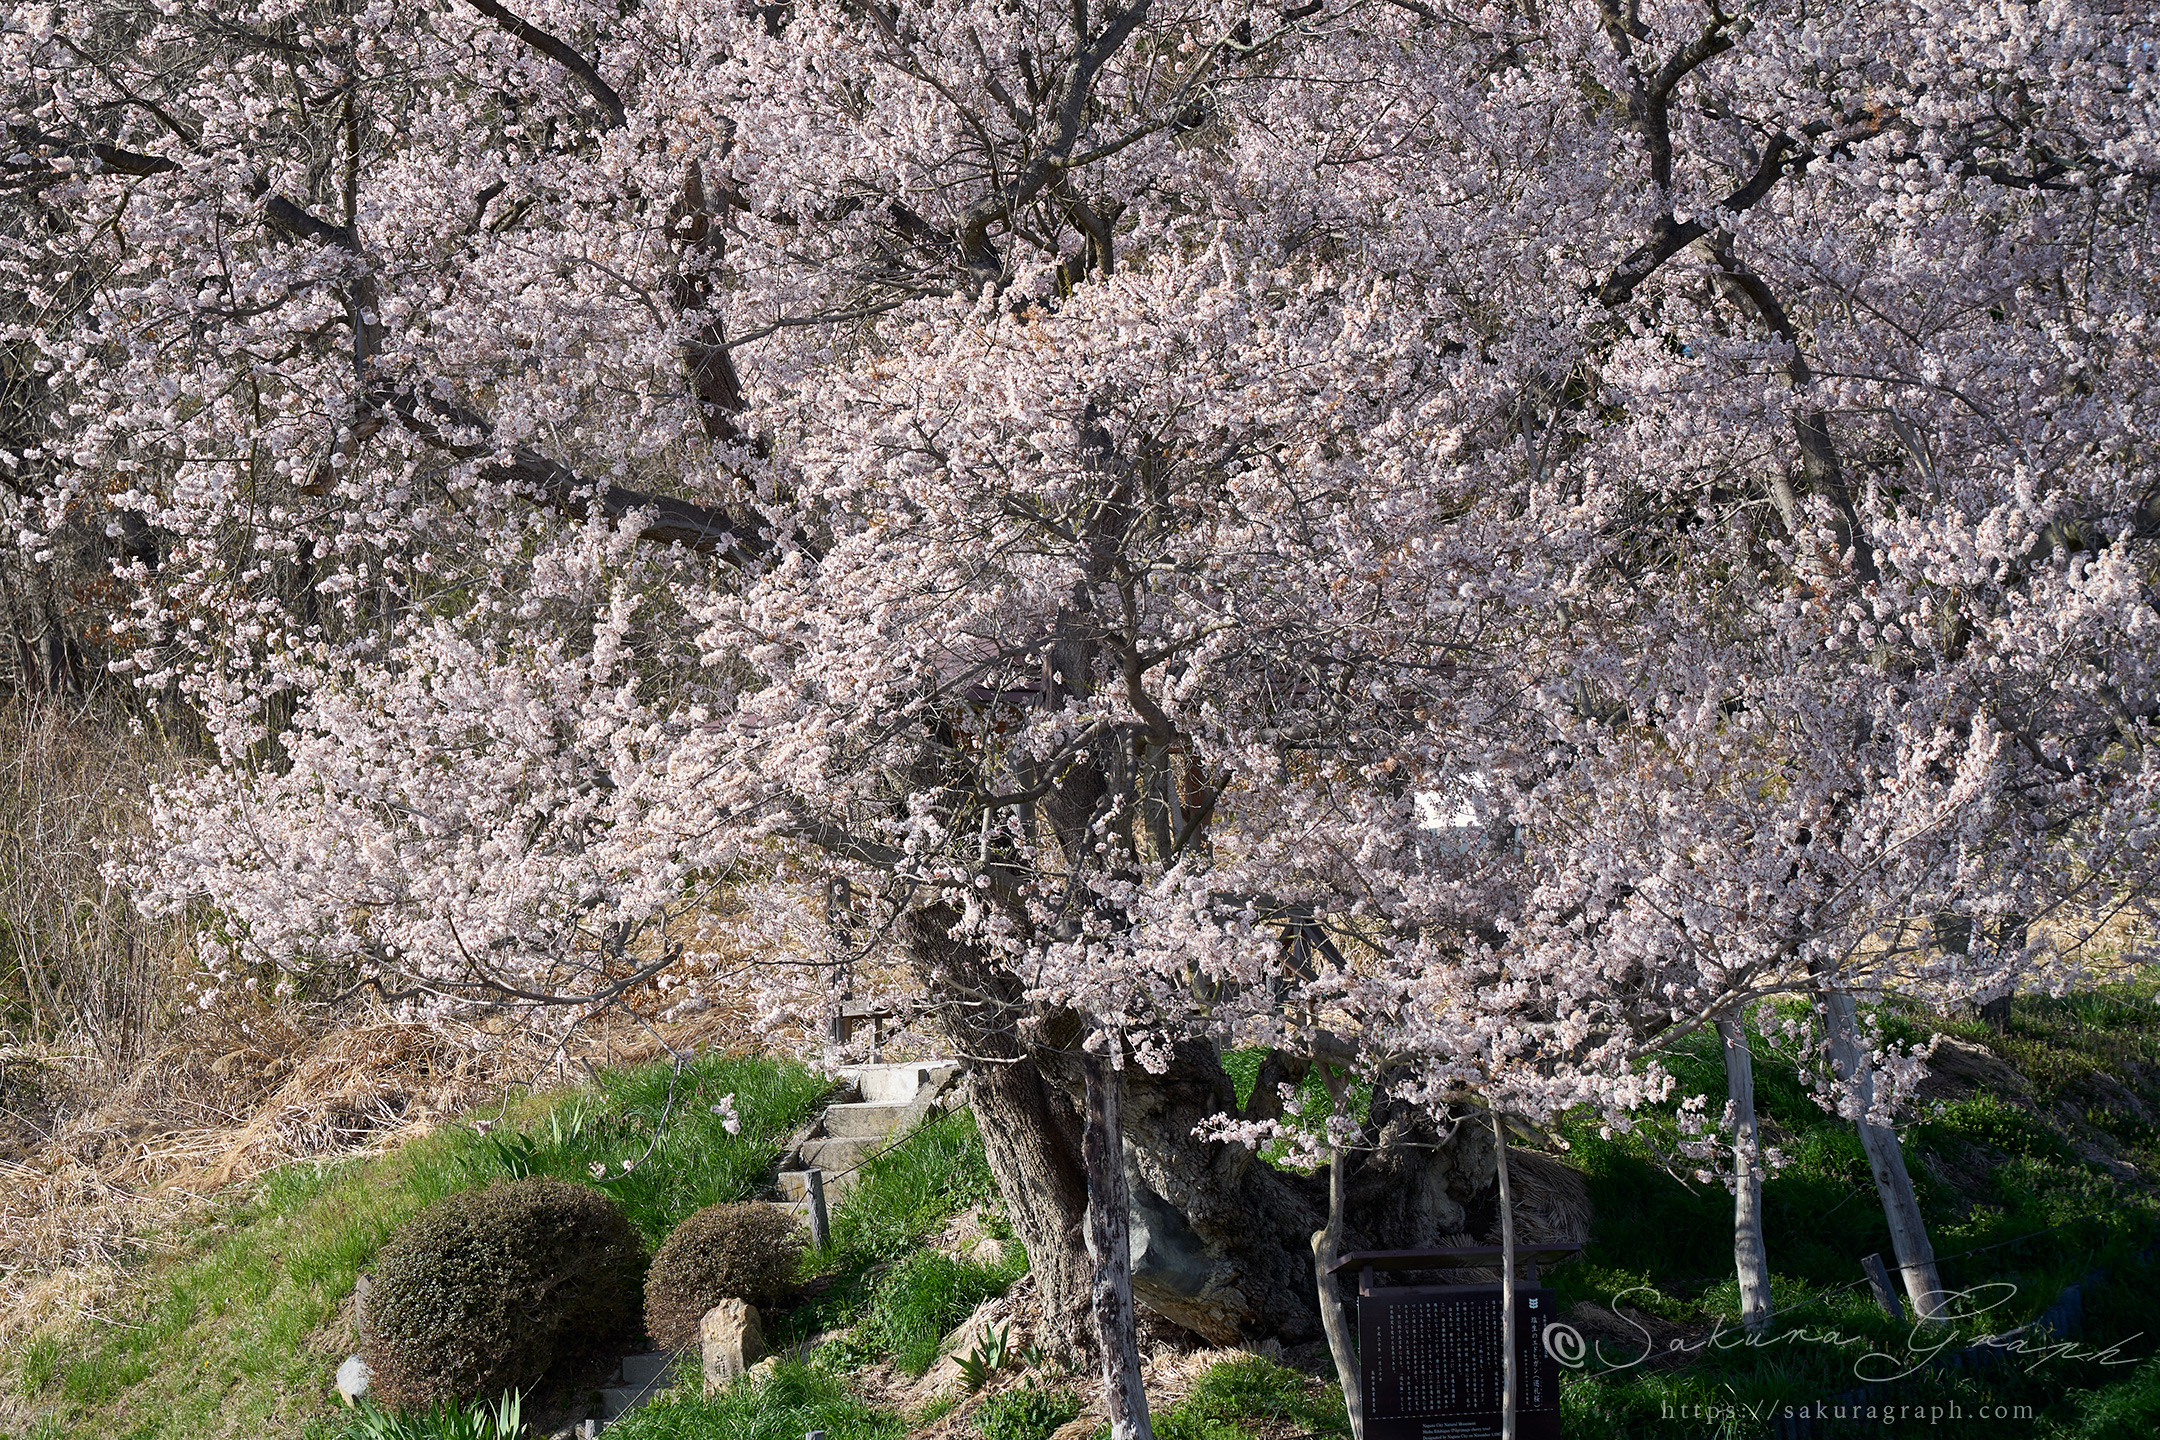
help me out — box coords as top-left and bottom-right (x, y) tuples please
(778, 1169), (867, 1206)
(839, 1060), (961, 1105)
(596, 1376), (672, 1420)
(798, 1133), (885, 1173)
(618, 1351), (681, 1388)
(821, 1100), (915, 1137)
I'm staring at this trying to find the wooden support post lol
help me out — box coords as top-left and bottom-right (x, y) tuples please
(806, 1166), (831, 1251)
(1719, 1016), (1773, 1334)
(1494, 1109), (1518, 1440)
(1082, 1044), (1155, 1440)
(1310, 1065), (1364, 1440)
(1825, 992), (1947, 1324)
(1861, 1253), (1906, 1321)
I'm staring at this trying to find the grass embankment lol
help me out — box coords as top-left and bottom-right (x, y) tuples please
(2, 1054), (832, 1440)
(14, 986), (2160, 1440)
(4, 1044), (1044, 1440)
(1550, 986), (2160, 1437)
(605, 1101), (1028, 1440)
(1214, 987), (2160, 1438)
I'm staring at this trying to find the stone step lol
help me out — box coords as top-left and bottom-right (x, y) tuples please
(777, 1168), (867, 1207)
(596, 1375), (672, 1420)
(839, 1060), (961, 1105)
(821, 1100), (915, 1137)
(797, 1133), (885, 1174)
(618, 1351), (681, 1388)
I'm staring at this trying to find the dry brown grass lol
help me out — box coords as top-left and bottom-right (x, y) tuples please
(0, 1007), (527, 1349)
(0, 970), (791, 1352)
(0, 701), (181, 1072)
(0, 698), (830, 1411)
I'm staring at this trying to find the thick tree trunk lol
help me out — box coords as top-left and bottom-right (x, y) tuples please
(1718, 1017), (1773, 1334)
(1113, 1040), (1331, 1344)
(967, 1049), (1095, 1359)
(906, 909), (1590, 1358)
(1824, 993), (1946, 1323)
(1083, 1046), (1155, 1440)
(904, 905), (1096, 1362)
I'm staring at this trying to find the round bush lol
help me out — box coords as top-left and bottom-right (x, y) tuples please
(361, 1177), (644, 1410)
(643, 1202), (805, 1349)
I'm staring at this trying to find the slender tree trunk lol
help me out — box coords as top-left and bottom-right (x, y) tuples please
(1493, 1109), (1516, 1440)
(1824, 992), (1946, 1323)
(1082, 1043), (1155, 1440)
(1311, 1067), (1364, 1440)
(1718, 1017), (1773, 1334)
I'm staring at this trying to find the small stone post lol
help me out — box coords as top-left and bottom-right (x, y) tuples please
(1862, 1253), (1906, 1321)
(806, 1166), (831, 1251)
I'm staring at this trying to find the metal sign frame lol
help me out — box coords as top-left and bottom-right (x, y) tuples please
(1325, 1245), (1581, 1440)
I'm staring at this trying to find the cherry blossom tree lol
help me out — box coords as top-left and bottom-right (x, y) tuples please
(9, 1), (2160, 1415)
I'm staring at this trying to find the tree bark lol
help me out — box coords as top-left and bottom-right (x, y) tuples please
(1083, 1045), (1156, 1440)
(968, 1050), (1096, 1360)
(1824, 992), (1946, 1323)
(903, 905), (1097, 1362)
(1718, 1016), (1773, 1334)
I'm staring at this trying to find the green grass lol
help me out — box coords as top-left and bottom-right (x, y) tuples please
(601, 1359), (905, 1440)
(6, 1052), (830, 1440)
(975, 1384), (1082, 1440)
(1543, 984), (2160, 1436)
(1154, 1356), (1346, 1440)
(459, 1054), (833, 1248)
(339, 1389), (524, 1440)
(777, 1104), (1027, 1374)
(2044, 1355), (2160, 1439)
(858, 1249), (1029, 1377)
(816, 1103), (1005, 1268)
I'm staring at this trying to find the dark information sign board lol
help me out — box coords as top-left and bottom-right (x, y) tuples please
(1358, 1285), (1562, 1440)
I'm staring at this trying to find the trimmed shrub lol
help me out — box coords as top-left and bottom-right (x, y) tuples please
(643, 1202), (804, 1349)
(361, 1177), (644, 1410)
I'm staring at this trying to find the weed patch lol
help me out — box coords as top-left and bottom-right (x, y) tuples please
(603, 1359), (904, 1440)
(1154, 1356), (1346, 1440)
(976, 1383), (1081, 1440)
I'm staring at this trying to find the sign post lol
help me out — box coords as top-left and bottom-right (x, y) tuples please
(1324, 1246), (1581, 1440)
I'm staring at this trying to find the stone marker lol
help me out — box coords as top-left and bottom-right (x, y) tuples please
(701, 1298), (764, 1389)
